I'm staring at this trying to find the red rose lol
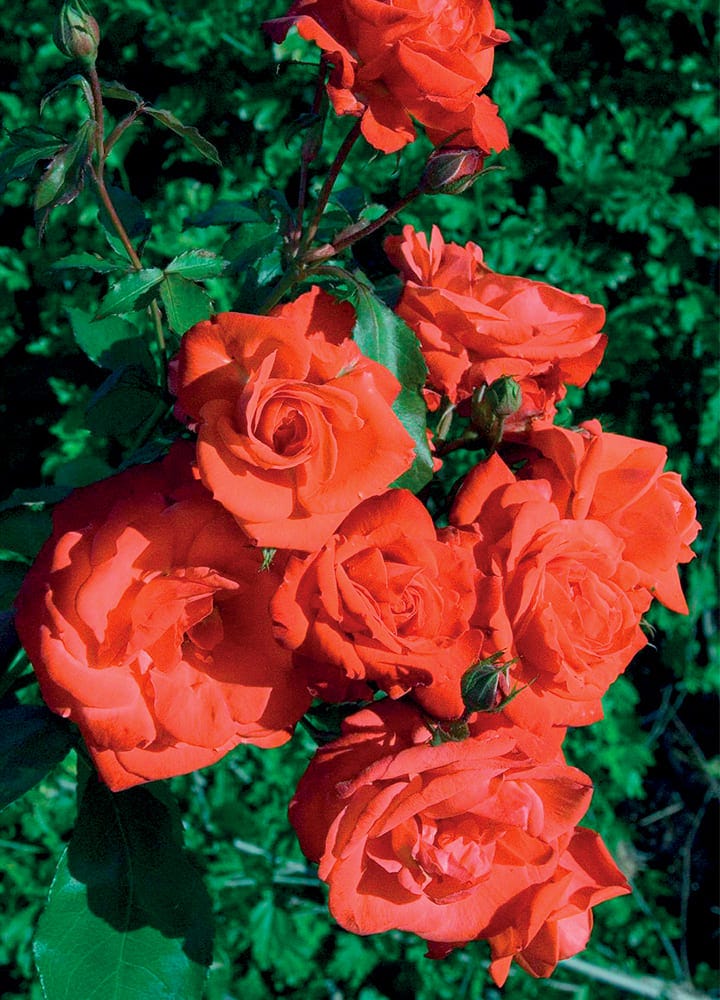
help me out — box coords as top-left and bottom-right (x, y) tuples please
(271, 489), (483, 717)
(485, 827), (629, 985)
(449, 453), (651, 728)
(289, 700), (598, 951)
(171, 287), (416, 551)
(514, 421), (701, 613)
(14, 445), (310, 791)
(385, 225), (607, 428)
(266, 0), (509, 155)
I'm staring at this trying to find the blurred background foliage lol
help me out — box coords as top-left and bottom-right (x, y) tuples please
(0, 0), (717, 997)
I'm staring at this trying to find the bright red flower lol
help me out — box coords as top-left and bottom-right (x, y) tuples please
(171, 287), (416, 551)
(290, 700), (605, 953)
(385, 225), (607, 428)
(266, 0), (509, 155)
(514, 421), (701, 613)
(271, 489), (483, 718)
(449, 453), (651, 728)
(14, 445), (310, 791)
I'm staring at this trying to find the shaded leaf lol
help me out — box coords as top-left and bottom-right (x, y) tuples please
(0, 485), (72, 515)
(143, 106), (221, 166)
(51, 252), (124, 275)
(86, 365), (163, 438)
(96, 268), (164, 318)
(100, 79), (144, 105)
(0, 561), (30, 611)
(33, 119), (95, 237)
(0, 126), (64, 193)
(0, 505), (53, 561)
(96, 184), (151, 255)
(351, 284), (433, 493)
(0, 705), (77, 811)
(67, 307), (154, 372)
(40, 74), (94, 116)
(165, 249), (227, 280)
(34, 775), (214, 1000)
(190, 200), (263, 227)
(223, 222), (282, 271)
(160, 274), (213, 334)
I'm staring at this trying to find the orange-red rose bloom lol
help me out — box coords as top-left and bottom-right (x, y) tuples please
(14, 445), (310, 791)
(171, 287), (416, 551)
(289, 700), (621, 960)
(271, 489), (483, 718)
(449, 453), (651, 728)
(266, 0), (509, 155)
(385, 225), (607, 428)
(514, 421), (700, 614)
(485, 827), (629, 985)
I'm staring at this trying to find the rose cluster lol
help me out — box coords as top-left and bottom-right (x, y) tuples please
(14, 0), (701, 986)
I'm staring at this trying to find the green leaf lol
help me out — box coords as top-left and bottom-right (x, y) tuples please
(223, 222), (282, 271)
(249, 892), (292, 972)
(350, 284), (433, 493)
(100, 79), (143, 105)
(34, 775), (214, 1000)
(33, 119), (95, 238)
(189, 201), (263, 227)
(0, 506), (53, 561)
(68, 307), (154, 371)
(0, 485), (72, 515)
(86, 365), (163, 438)
(40, 74), (94, 116)
(96, 184), (151, 255)
(96, 269), (164, 318)
(143, 106), (221, 166)
(51, 252), (124, 275)
(0, 560), (31, 611)
(0, 126), (64, 193)
(0, 704), (77, 811)
(165, 249), (227, 280)
(160, 274), (213, 334)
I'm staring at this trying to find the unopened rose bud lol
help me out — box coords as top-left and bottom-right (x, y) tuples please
(470, 377), (522, 440)
(461, 651), (516, 713)
(53, 0), (100, 66)
(485, 375), (522, 418)
(421, 147), (486, 195)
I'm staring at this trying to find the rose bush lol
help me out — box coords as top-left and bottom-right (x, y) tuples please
(271, 489), (484, 718)
(449, 453), (651, 728)
(14, 444), (310, 791)
(385, 225), (607, 428)
(289, 699), (627, 980)
(513, 421), (701, 613)
(171, 286), (416, 551)
(266, 0), (509, 154)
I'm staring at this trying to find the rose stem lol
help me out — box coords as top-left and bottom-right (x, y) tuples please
(302, 119), (362, 249)
(294, 57), (328, 251)
(86, 66), (166, 363)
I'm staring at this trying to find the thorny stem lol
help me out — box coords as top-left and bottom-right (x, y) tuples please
(303, 119), (362, 250)
(88, 66), (105, 180)
(331, 184), (423, 255)
(304, 184), (425, 265)
(257, 262), (304, 314)
(88, 161), (142, 268)
(86, 70), (166, 362)
(294, 58), (328, 250)
(104, 105), (145, 158)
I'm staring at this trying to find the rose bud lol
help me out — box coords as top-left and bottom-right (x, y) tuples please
(421, 148), (487, 195)
(53, 0), (100, 65)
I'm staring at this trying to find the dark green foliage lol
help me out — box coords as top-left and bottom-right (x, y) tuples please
(0, 0), (717, 997)
(35, 774), (214, 999)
